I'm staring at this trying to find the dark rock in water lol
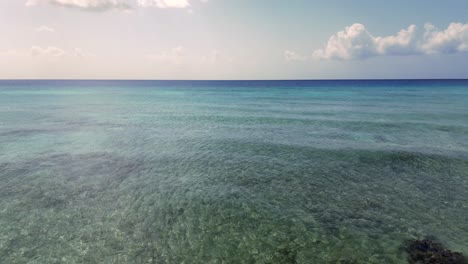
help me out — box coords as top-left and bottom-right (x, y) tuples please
(405, 239), (467, 264)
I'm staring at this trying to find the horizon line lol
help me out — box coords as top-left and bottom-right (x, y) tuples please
(1, 78), (468, 82)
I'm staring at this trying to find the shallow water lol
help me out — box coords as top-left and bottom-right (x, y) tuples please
(0, 80), (467, 263)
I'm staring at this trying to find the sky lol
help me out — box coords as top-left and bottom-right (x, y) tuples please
(1, 0), (467, 80)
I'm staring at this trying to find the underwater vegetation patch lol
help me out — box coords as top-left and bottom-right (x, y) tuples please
(405, 238), (467, 264)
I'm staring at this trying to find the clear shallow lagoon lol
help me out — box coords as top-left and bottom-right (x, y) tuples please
(0, 80), (467, 263)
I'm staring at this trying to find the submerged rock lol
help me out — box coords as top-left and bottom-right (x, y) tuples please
(405, 239), (467, 264)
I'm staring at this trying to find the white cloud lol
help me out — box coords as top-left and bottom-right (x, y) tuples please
(31, 46), (66, 57)
(36, 25), (55, 32)
(313, 23), (377, 60)
(313, 22), (468, 60)
(284, 50), (307, 61)
(423, 22), (468, 54)
(26, 0), (131, 11)
(375, 25), (419, 55)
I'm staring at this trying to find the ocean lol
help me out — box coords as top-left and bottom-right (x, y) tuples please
(0, 80), (467, 263)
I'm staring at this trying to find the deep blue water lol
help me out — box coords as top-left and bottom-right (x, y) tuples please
(0, 80), (467, 263)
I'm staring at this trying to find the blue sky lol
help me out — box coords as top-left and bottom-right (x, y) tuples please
(1, 0), (467, 79)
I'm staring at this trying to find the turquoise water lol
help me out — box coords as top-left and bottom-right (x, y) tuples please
(0, 80), (467, 263)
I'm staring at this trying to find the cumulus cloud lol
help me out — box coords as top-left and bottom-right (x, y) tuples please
(423, 23), (468, 54)
(313, 22), (468, 60)
(26, 0), (131, 11)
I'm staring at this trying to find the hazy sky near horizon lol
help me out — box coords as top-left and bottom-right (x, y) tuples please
(1, 0), (468, 79)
